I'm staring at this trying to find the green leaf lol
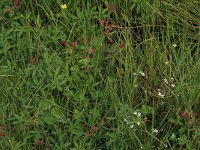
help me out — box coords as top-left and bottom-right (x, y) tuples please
(141, 105), (154, 114)
(42, 115), (56, 125)
(39, 99), (55, 110)
(51, 106), (64, 119)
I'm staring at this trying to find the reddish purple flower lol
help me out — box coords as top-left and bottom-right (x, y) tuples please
(59, 39), (67, 47)
(14, 0), (20, 7)
(91, 126), (97, 131)
(31, 56), (36, 63)
(89, 48), (94, 55)
(31, 56), (40, 65)
(119, 43), (124, 49)
(108, 24), (113, 31)
(100, 19), (105, 26)
(182, 111), (189, 119)
(72, 41), (77, 47)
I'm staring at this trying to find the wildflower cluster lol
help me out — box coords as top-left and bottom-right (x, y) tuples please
(157, 89), (165, 98)
(133, 71), (146, 77)
(124, 110), (142, 129)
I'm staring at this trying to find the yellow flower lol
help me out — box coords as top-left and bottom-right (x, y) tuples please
(61, 4), (67, 9)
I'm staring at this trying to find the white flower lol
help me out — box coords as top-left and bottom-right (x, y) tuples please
(130, 125), (134, 128)
(171, 133), (175, 138)
(171, 84), (175, 88)
(133, 111), (141, 116)
(124, 118), (130, 124)
(171, 77), (174, 80)
(163, 78), (168, 84)
(124, 118), (131, 124)
(151, 128), (158, 133)
(136, 122), (141, 125)
(133, 73), (136, 75)
(158, 92), (165, 98)
(172, 44), (177, 48)
(157, 89), (161, 92)
(165, 61), (169, 65)
(139, 71), (145, 76)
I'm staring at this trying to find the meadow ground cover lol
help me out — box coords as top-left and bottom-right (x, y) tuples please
(0, 0), (199, 149)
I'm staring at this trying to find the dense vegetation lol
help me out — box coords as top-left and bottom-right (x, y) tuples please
(0, 0), (199, 149)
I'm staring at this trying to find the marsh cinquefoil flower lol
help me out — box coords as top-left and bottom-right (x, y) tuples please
(60, 39), (67, 47)
(89, 48), (94, 55)
(14, 0), (20, 7)
(72, 41), (77, 47)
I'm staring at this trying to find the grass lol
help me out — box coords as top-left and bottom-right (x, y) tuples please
(0, 0), (199, 149)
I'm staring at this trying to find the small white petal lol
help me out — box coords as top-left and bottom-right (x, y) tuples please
(151, 128), (158, 133)
(130, 125), (134, 128)
(171, 84), (175, 88)
(165, 61), (169, 65)
(133, 111), (141, 116)
(139, 71), (145, 76)
(136, 122), (141, 125)
(163, 78), (168, 84)
(158, 92), (165, 98)
(172, 44), (177, 48)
